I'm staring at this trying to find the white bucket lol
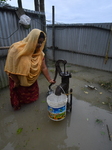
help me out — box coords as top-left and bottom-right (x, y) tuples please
(47, 93), (67, 121)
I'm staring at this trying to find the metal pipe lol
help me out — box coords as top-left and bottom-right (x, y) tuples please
(52, 6), (55, 61)
(55, 83), (66, 96)
(40, 0), (44, 12)
(34, 0), (39, 11)
(47, 24), (111, 31)
(0, 46), (10, 50)
(18, 0), (22, 8)
(47, 47), (112, 59)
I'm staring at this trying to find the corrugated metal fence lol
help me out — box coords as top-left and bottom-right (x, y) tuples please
(0, 6), (112, 89)
(47, 23), (112, 72)
(0, 6), (46, 89)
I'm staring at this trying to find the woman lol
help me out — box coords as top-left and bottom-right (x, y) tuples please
(4, 29), (55, 110)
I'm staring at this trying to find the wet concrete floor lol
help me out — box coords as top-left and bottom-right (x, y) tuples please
(0, 62), (112, 150)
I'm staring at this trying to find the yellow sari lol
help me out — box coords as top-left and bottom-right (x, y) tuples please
(4, 29), (46, 86)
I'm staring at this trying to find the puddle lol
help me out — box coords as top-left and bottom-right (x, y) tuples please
(64, 98), (112, 150)
(0, 88), (112, 150)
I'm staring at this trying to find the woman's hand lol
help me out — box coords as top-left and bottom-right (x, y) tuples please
(49, 79), (56, 84)
(14, 81), (20, 88)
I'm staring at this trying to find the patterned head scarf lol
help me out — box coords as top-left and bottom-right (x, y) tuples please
(4, 29), (46, 86)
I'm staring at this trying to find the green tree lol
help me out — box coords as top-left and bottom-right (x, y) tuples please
(0, 0), (11, 2)
(0, 0), (7, 2)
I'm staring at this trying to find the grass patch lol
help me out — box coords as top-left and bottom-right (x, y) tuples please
(95, 119), (103, 124)
(69, 70), (78, 73)
(49, 69), (55, 73)
(99, 80), (112, 90)
(102, 97), (112, 110)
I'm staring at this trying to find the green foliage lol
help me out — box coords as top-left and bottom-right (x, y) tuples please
(0, 0), (7, 2)
(99, 80), (112, 90)
(0, 0), (11, 2)
(95, 119), (103, 124)
(17, 128), (23, 134)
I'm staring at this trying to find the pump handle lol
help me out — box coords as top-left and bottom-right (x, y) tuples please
(48, 59), (67, 91)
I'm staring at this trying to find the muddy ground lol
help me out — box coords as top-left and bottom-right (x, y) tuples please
(0, 59), (112, 150)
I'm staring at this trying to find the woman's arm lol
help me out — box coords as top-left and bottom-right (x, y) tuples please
(41, 59), (55, 84)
